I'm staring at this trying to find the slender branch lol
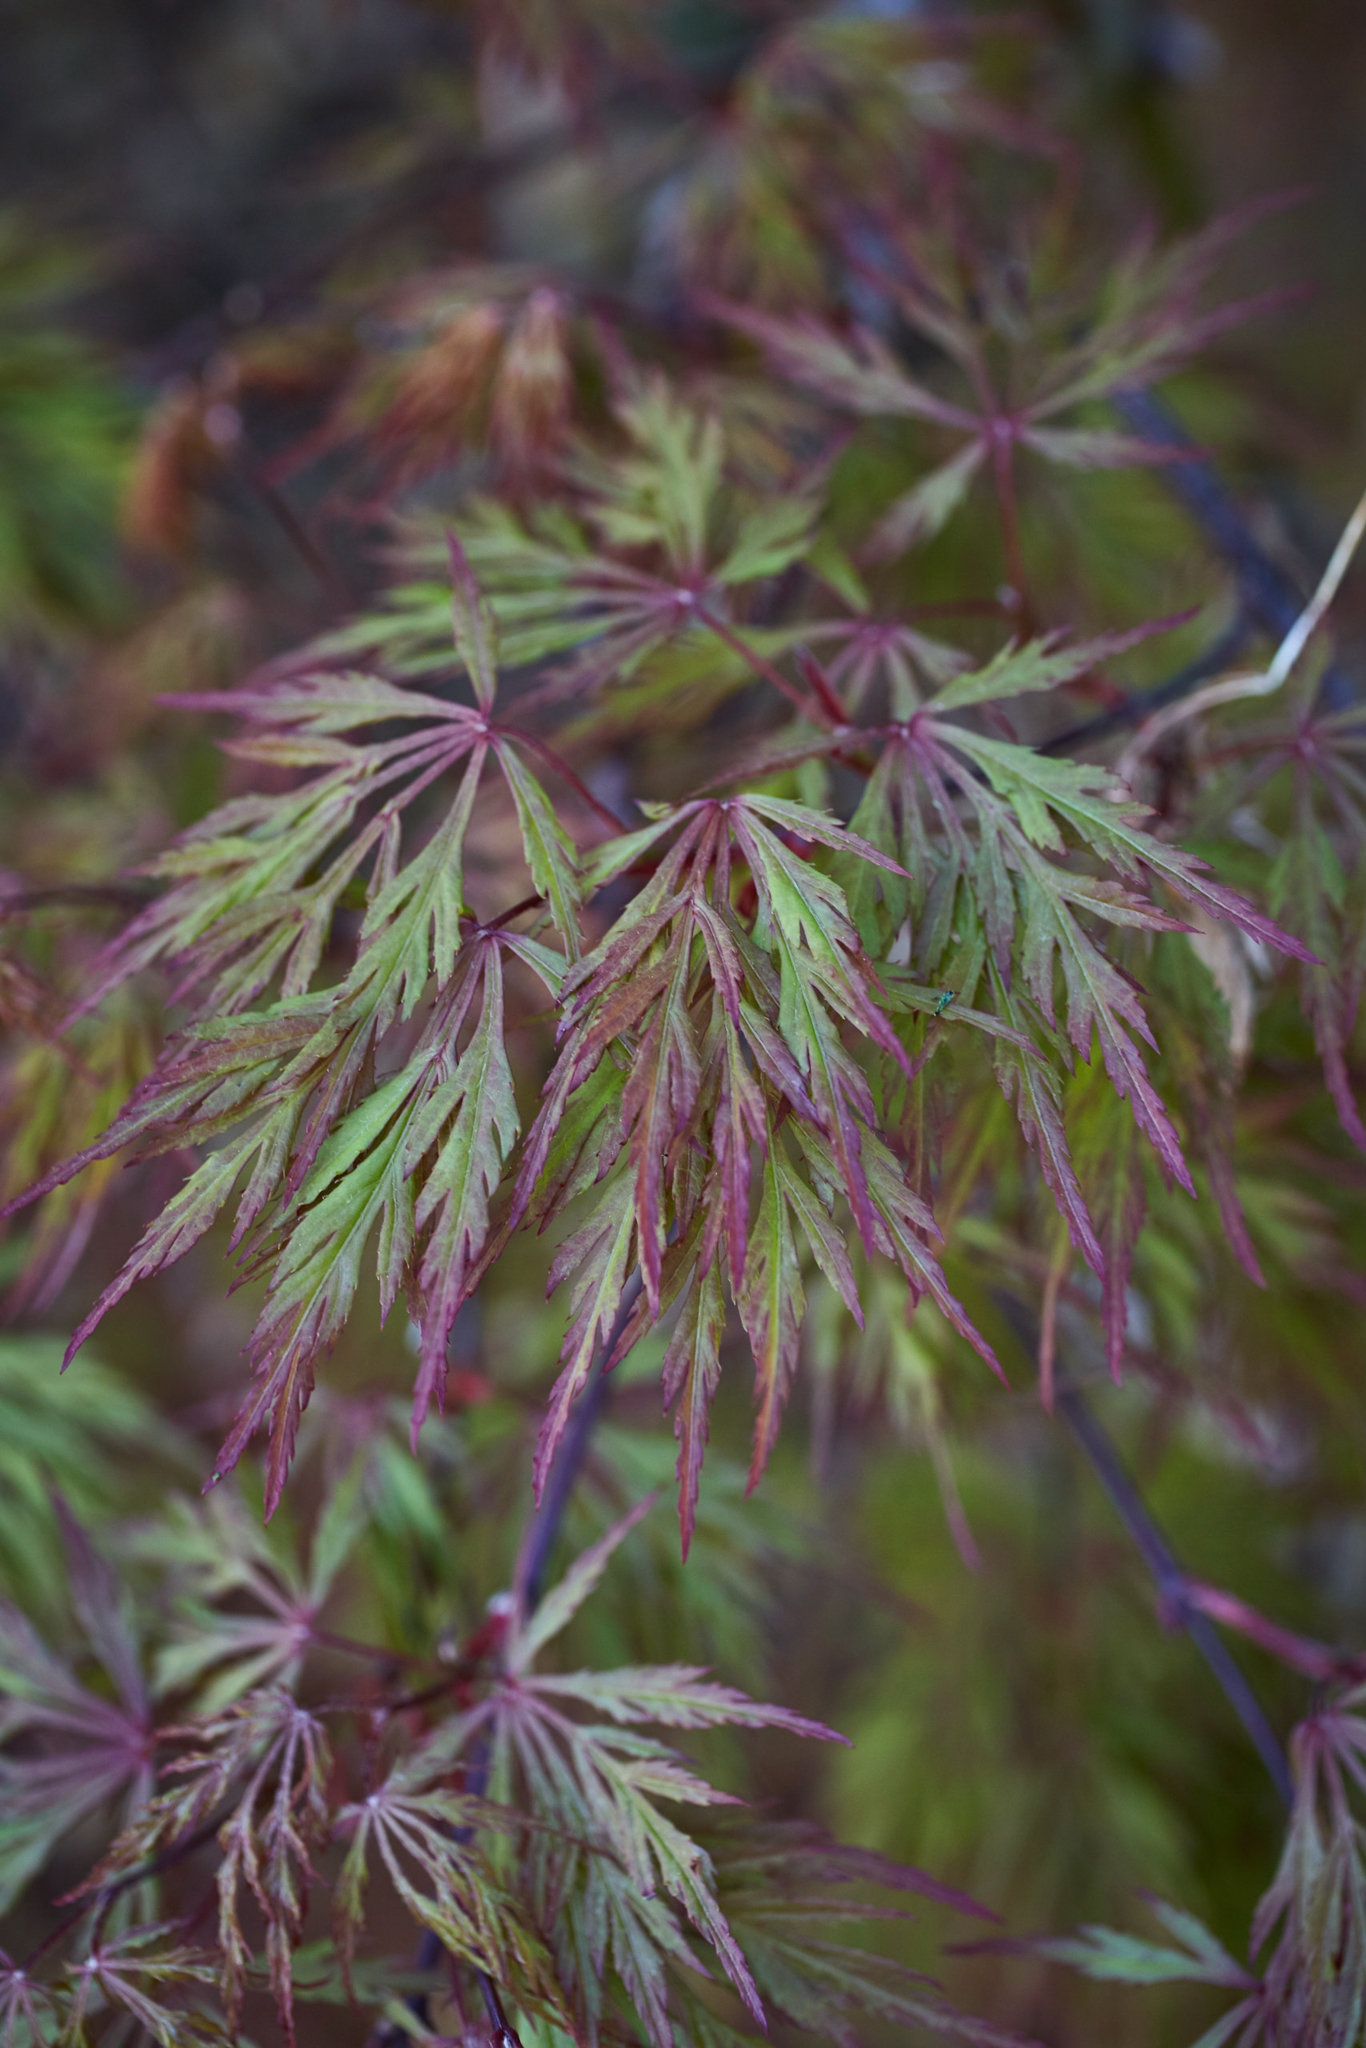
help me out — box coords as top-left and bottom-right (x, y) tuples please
(795, 647), (855, 727)
(1043, 614), (1252, 753)
(989, 435), (1032, 628)
(515, 1273), (644, 1613)
(233, 453), (352, 608)
(1112, 390), (1355, 713)
(479, 1972), (522, 2048)
(1115, 484), (1366, 780)
(306, 1626), (435, 1670)
(0, 881), (155, 914)
(484, 894), (548, 934)
(20, 1809), (234, 1973)
(374, 1277), (644, 2047)
(392, 1726), (495, 2043)
(1054, 1378), (1294, 1810)
(1183, 1582), (1366, 1685)
(496, 725), (633, 838)
(698, 606), (838, 726)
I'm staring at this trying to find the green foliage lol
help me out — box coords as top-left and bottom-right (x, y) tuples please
(1013, 1688), (1366, 2046)
(1, 1442), (1012, 2048)
(0, 2), (1360, 2044)
(0, 214), (131, 630)
(0, 1338), (185, 1619)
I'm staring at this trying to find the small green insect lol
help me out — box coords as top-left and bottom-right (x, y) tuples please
(932, 990), (955, 1017)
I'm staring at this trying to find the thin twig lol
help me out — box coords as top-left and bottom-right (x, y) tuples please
(234, 455), (353, 608)
(374, 1278), (644, 2048)
(515, 1274), (644, 1614)
(1054, 1378), (1294, 1810)
(1043, 614), (1252, 754)
(0, 881), (156, 914)
(1182, 1583), (1366, 1686)
(479, 1972), (522, 2048)
(20, 1810), (234, 1973)
(698, 606), (839, 727)
(1112, 390), (1356, 713)
(497, 725), (633, 838)
(306, 1626), (435, 1670)
(1116, 484), (1366, 781)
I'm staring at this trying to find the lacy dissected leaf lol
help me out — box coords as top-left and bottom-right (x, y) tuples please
(986, 979), (1104, 1279)
(333, 1780), (554, 2007)
(1016, 1691), (1366, 2048)
(503, 794), (996, 1515)
(992, 1904), (1268, 2048)
(0, 1946), (57, 2048)
(494, 737), (584, 952)
(714, 205), (1291, 559)
(8, 927), (542, 1512)
(1019, 1905), (1254, 1988)
(1250, 1688), (1366, 2048)
(1071, 1064), (1148, 1380)
(345, 276), (574, 483)
(661, 1256), (727, 1559)
(0, 1510), (151, 1913)
(407, 943), (522, 1443)
(0, 989), (154, 1319)
(927, 622), (1183, 715)
(1270, 767), (1366, 1149)
(927, 716), (1307, 959)
(2, 549), (590, 1508)
(0, 33), (1358, 2048)
(413, 1507), (844, 2048)
(702, 1818), (1038, 2048)
(714, 302), (978, 428)
(56, 1928), (228, 2048)
(837, 704), (1306, 1221)
(132, 1464), (367, 1709)
(75, 673), (490, 1023)
(308, 380), (823, 709)
(84, 1689), (331, 2043)
(0, 1337), (187, 1619)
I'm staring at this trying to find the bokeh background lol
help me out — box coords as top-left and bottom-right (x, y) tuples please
(0, 3), (1362, 2042)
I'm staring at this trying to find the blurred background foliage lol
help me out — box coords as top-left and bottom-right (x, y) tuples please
(0, 2), (1361, 2044)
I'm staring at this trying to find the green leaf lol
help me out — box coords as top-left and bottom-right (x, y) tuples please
(868, 439), (986, 555)
(714, 494), (817, 586)
(528, 1665), (842, 1742)
(930, 620), (1175, 714)
(1032, 1920), (1251, 1987)
(714, 302), (976, 427)
(353, 743), (486, 1029)
(509, 1495), (657, 1672)
(409, 946), (521, 1442)
(446, 530), (498, 712)
(662, 1258), (727, 1558)
(334, 1780), (548, 1996)
(738, 1141), (804, 1489)
(533, 1168), (638, 1498)
(496, 742), (583, 955)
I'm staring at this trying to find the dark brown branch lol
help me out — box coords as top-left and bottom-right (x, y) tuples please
(306, 1626), (435, 1670)
(479, 1972), (523, 2048)
(1054, 1378), (1294, 1810)
(698, 605), (838, 726)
